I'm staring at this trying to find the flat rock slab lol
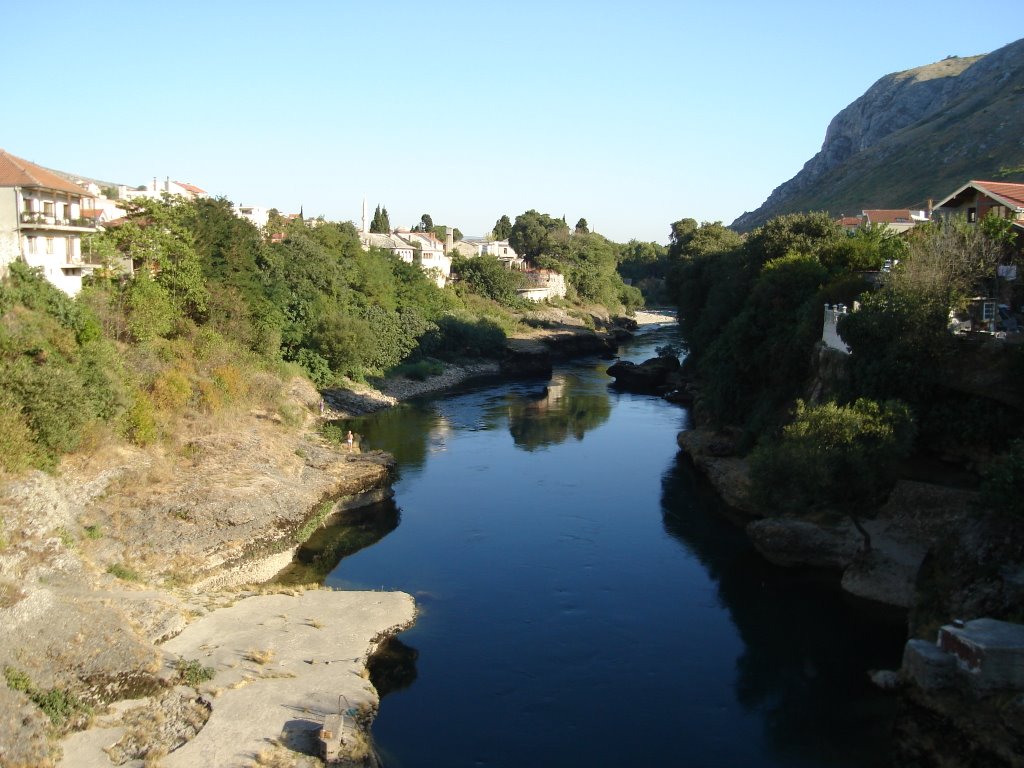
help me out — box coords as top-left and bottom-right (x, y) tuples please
(61, 589), (415, 768)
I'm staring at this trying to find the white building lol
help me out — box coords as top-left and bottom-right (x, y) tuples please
(235, 204), (271, 230)
(356, 199), (452, 287)
(119, 177), (207, 202)
(0, 149), (101, 295)
(395, 230), (452, 287)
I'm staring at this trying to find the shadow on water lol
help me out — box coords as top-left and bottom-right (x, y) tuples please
(367, 636), (420, 698)
(661, 454), (907, 768)
(274, 500), (401, 586)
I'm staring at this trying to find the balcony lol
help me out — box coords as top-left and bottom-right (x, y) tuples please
(20, 213), (98, 231)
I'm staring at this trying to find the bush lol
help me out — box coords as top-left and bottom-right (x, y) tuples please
(419, 315), (507, 360)
(982, 440), (1024, 518)
(150, 369), (192, 412)
(750, 398), (916, 514)
(175, 658), (215, 687)
(452, 255), (525, 305)
(388, 359), (444, 381)
(0, 394), (40, 473)
(0, 358), (92, 465)
(122, 392), (158, 445)
(107, 563), (142, 582)
(125, 274), (175, 342)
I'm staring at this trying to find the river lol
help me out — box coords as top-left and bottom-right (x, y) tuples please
(315, 324), (906, 767)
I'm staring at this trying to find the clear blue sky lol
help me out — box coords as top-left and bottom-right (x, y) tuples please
(5, 2), (1018, 243)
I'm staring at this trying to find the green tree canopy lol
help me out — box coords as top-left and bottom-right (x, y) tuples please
(509, 210), (570, 262)
(492, 214), (512, 240)
(370, 204), (391, 234)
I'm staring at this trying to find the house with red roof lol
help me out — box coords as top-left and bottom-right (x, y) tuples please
(836, 209), (929, 234)
(863, 209), (929, 233)
(933, 180), (1024, 232)
(0, 149), (101, 295)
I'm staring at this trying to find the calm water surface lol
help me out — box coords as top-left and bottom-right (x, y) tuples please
(325, 325), (905, 767)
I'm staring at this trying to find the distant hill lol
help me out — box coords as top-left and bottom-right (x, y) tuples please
(732, 37), (1024, 231)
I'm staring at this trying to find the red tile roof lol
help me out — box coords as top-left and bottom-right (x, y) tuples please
(175, 181), (207, 196)
(972, 180), (1024, 211)
(864, 209), (914, 224)
(0, 149), (91, 196)
(838, 216), (864, 227)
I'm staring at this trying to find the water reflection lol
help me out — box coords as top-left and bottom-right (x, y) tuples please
(274, 500), (401, 585)
(346, 371), (614, 464)
(367, 636), (419, 697)
(332, 406), (443, 472)
(660, 457), (905, 768)
(505, 373), (611, 451)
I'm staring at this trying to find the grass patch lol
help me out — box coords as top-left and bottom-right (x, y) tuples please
(4, 665), (92, 726)
(83, 524), (102, 540)
(107, 562), (142, 582)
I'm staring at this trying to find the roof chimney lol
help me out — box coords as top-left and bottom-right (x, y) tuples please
(445, 227), (454, 253)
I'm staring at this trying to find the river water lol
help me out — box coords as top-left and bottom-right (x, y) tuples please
(321, 324), (906, 767)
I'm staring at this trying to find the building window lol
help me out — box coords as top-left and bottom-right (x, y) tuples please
(27, 236), (37, 254)
(967, 207), (977, 223)
(22, 198), (32, 213)
(46, 238), (54, 254)
(43, 201), (54, 216)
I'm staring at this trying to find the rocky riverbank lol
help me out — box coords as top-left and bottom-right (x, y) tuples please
(1, 312), (657, 767)
(677, 425), (1024, 767)
(0, 377), (408, 768)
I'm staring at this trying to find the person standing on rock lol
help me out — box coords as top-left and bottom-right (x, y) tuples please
(346, 430), (354, 450)
(319, 398), (326, 416)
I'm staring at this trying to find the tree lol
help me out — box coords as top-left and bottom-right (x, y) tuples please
(452, 255), (525, 305)
(575, 218), (589, 235)
(896, 214), (1008, 306)
(492, 215), (512, 240)
(430, 224), (463, 243)
(370, 204), (391, 233)
(414, 213), (433, 232)
(107, 196), (208, 319)
(508, 210), (570, 262)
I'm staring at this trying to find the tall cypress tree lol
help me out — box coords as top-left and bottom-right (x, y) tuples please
(370, 204), (390, 234)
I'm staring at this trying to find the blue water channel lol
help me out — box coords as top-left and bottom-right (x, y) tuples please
(324, 324), (905, 767)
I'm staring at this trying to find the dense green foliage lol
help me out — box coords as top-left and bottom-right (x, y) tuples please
(506, 209), (642, 309)
(0, 192), (653, 474)
(492, 214), (512, 240)
(452, 255), (526, 305)
(750, 398), (915, 513)
(670, 206), (1024, 513)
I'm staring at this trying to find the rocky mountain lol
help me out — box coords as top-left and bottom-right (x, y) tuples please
(732, 37), (1024, 231)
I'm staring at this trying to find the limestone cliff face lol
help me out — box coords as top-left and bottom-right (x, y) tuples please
(733, 37), (1024, 231)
